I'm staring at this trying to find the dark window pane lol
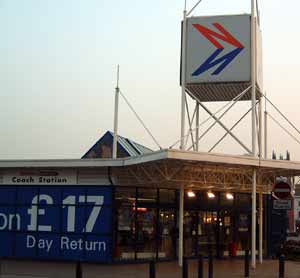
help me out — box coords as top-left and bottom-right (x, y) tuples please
(115, 187), (136, 207)
(158, 209), (176, 259)
(115, 206), (135, 260)
(220, 193), (234, 206)
(184, 211), (198, 257)
(159, 189), (176, 204)
(137, 189), (157, 205)
(236, 193), (251, 206)
(136, 208), (156, 259)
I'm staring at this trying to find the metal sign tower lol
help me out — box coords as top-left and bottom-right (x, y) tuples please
(179, 0), (263, 269)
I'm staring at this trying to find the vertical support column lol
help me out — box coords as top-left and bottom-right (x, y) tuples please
(251, 169), (257, 269)
(179, 185), (184, 267)
(259, 193), (263, 264)
(195, 102), (200, 152)
(258, 98), (262, 158)
(180, 6), (187, 150)
(179, 2), (187, 267)
(112, 65), (120, 159)
(264, 93), (268, 159)
(251, 0), (257, 269)
(251, 0), (257, 158)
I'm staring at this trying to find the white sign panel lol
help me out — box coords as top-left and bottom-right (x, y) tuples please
(185, 14), (251, 84)
(273, 200), (292, 210)
(3, 169), (77, 185)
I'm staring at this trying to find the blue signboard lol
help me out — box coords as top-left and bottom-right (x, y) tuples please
(0, 186), (113, 262)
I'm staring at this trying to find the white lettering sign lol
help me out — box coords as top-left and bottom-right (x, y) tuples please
(3, 170), (77, 185)
(273, 200), (292, 210)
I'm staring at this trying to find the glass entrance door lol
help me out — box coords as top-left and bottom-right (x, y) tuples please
(218, 210), (234, 257)
(184, 210), (241, 258)
(198, 211), (218, 256)
(184, 211), (218, 257)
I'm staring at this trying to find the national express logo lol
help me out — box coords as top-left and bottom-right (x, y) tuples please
(191, 23), (244, 76)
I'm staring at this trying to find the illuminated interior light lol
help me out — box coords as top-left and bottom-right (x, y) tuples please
(226, 193), (234, 200)
(207, 191), (215, 199)
(187, 190), (196, 198)
(132, 207), (147, 212)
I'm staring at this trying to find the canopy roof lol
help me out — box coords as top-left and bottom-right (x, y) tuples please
(1, 149), (299, 193)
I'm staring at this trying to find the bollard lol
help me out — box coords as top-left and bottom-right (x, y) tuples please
(279, 254), (285, 278)
(76, 262), (82, 278)
(244, 250), (250, 278)
(149, 260), (156, 278)
(208, 251), (213, 278)
(182, 257), (188, 278)
(198, 255), (203, 278)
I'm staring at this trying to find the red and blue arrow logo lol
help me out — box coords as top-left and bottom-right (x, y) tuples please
(192, 23), (244, 76)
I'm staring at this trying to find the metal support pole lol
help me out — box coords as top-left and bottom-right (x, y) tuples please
(208, 250), (213, 278)
(251, 0), (257, 269)
(182, 257), (188, 278)
(264, 93), (268, 159)
(198, 255), (203, 278)
(76, 262), (82, 278)
(279, 254), (285, 278)
(149, 260), (156, 278)
(251, 0), (257, 157)
(258, 98), (262, 158)
(112, 65), (120, 159)
(259, 193), (263, 264)
(195, 103), (200, 151)
(251, 169), (257, 269)
(244, 250), (250, 278)
(179, 1), (187, 267)
(179, 184), (184, 267)
(180, 6), (187, 150)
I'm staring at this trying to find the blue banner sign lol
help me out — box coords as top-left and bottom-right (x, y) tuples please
(0, 186), (113, 262)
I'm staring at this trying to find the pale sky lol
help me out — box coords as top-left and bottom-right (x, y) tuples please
(1, 0), (300, 160)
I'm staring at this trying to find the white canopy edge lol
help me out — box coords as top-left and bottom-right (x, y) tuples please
(0, 149), (299, 172)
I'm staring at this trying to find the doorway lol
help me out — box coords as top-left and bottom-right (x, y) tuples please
(184, 210), (237, 258)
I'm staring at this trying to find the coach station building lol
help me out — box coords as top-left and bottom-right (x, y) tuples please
(1, 0), (299, 276)
(0, 131), (299, 277)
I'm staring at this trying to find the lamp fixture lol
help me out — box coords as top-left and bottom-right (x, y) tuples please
(187, 190), (196, 198)
(207, 191), (215, 199)
(226, 193), (234, 200)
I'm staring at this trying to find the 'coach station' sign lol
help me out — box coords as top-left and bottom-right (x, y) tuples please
(3, 169), (77, 185)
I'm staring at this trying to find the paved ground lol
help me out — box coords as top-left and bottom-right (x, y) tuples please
(83, 259), (300, 278)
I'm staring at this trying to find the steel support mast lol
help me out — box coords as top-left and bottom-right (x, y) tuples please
(251, 0), (258, 269)
(178, 0), (188, 267)
(113, 65), (120, 159)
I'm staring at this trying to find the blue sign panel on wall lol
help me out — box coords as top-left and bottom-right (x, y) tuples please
(0, 186), (113, 262)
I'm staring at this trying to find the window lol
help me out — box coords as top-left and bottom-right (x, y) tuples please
(236, 193), (251, 207)
(137, 188), (157, 206)
(220, 193), (234, 206)
(159, 189), (176, 204)
(114, 187), (177, 261)
(158, 209), (176, 259)
(136, 208), (157, 259)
